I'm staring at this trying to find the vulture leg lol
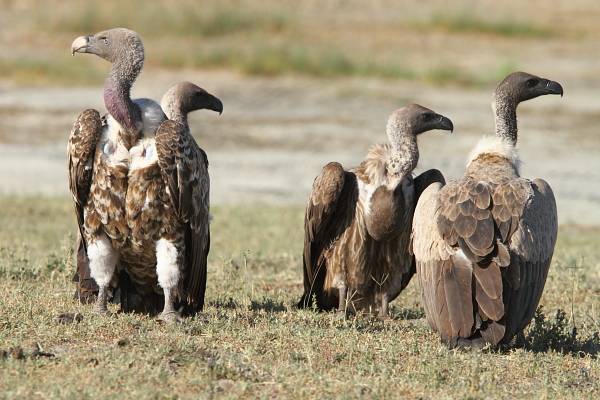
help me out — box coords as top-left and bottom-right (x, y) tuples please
(336, 286), (348, 318)
(378, 292), (390, 319)
(155, 239), (185, 324)
(87, 232), (119, 314)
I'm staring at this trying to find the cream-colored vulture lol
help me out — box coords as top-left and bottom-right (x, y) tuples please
(68, 29), (222, 322)
(412, 72), (563, 347)
(298, 104), (453, 317)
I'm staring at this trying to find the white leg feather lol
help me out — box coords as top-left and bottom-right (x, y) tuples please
(87, 232), (118, 288)
(156, 238), (181, 292)
(87, 232), (118, 314)
(155, 238), (184, 324)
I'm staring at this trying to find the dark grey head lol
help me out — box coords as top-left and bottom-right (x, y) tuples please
(161, 82), (223, 124)
(71, 28), (144, 64)
(494, 71), (563, 104)
(387, 103), (453, 141)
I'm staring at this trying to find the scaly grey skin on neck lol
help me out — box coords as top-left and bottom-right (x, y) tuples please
(386, 118), (420, 179)
(492, 89), (519, 145)
(161, 95), (189, 131)
(386, 121), (419, 179)
(383, 104), (453, 178)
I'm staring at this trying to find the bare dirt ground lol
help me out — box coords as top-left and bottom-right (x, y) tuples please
(0, 68), (598, 226)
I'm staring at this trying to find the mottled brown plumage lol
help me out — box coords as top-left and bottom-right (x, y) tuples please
(68, 29), (222, 321)
(412, 72), (562, 347)
(69, 29), (157, 308)
(116, 82), (222, 321)
(299, 104), (453, 317)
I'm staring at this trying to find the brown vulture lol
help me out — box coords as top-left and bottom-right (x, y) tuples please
(299, 104), (453, 317)
(411, 72), (563, 347)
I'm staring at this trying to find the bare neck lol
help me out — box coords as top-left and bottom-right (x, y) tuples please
(103, 56), (143, 145)
(162, 100), (189, 131)
(387, 128), (419, 179)
(492, 92), (518, 145)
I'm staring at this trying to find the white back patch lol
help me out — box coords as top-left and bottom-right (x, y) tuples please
(467, 136), (521, 173)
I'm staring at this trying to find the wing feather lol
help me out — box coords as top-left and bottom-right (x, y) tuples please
(67, 109), (103, 298)
(502, 178), (557, 341)
(298, 162), (356, 309)
(156, 120), (210, 312)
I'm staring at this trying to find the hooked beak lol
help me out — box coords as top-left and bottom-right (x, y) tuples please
(438, 115), (454, 133)
(209, 95), (224, 115)
(546, 80), (564, 97)
(71, 35), (90, 56)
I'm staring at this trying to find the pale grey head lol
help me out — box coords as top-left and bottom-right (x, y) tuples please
(385, 104), (453, 177)
(71, 28), (146, 136)
(492, 71), (563, 143)
(161, 82), (223, 130)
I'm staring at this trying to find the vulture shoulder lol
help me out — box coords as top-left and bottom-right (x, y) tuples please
(155, 119), (210, 311)
(299, 162), (358, 309)
(67, 109), (103, 300)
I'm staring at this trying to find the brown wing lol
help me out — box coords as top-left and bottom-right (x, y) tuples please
(435, 178), (511, 344)
(413, 181), (475, 342)
(298, 162), (358, 310)
(67, 109), (103, 300)
(502, 178), (557, 341)
(414, 168), (446, 201)
(156, 120), (210, 313)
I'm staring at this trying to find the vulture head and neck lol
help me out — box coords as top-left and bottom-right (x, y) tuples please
(492, 71), (563, 145)
(71, 28), (145, 144)
(161, 82), (224, 130)
(385, 104), (453, 178)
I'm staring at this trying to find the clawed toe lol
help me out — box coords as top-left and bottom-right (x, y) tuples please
(157, 311), (186, 325)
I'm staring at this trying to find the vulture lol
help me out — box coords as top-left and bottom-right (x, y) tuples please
(68, 28), (222, 322)
(298, 104), (453, 317)
(114, 82), (222, 321)
(411, 72), (563, 348)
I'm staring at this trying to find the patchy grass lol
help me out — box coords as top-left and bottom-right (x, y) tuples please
(412, 11), (555, 38)
(0, 196), (600, 398)
(37, 0), (293, 39)
(0, 0), (568, 86)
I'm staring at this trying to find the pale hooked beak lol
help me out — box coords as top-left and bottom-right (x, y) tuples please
(71, 36), (89, 56)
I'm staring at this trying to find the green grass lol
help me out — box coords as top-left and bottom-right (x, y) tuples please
(0, 0), (551, 86)
(37, 0), (293, 39)
(1, 196), (600, 398)
(413, 11), (554, 38)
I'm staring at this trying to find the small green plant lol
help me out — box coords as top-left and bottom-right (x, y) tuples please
(526, 306), (600, 356)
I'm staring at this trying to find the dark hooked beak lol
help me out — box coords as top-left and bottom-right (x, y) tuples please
(438, 115), (454, 133)
(71, 35), (92, 56)
(545, 80), (564, 97)
(209, 95), (224, 115)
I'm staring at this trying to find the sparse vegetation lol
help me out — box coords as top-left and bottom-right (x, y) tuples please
(0, 196), (599, 398)
(0, 0), (574, 86)
(414, 11), (554, 37)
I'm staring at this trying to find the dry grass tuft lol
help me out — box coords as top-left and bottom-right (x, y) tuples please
(0, 196), (599, 398)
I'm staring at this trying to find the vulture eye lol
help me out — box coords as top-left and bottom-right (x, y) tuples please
(526, 79), (538, 87)
(421, 113), (433, 122)
(102, 38), (109, 44)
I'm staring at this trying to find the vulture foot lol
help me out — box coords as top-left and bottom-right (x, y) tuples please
(445, 337), (487, 350)
(194, 312), (210, 323)
(157, 311), (185, 325)
(91, 305), (110, 315)
(334, 309), (348, 320)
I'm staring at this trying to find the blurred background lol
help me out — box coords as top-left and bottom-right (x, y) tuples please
(0, 0), (598, 226)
